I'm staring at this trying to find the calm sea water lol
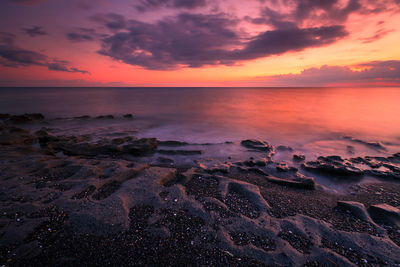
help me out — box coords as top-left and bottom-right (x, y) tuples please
(1, 87), (400, 157)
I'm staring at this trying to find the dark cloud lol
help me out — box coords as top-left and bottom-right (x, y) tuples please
(268, 60), (400, 86)
(96, 13), (347, 70)
(47, 60), (90, 74)
(245, 7), (297, 29)
(249, 0), (400, 30)
(8, 0), (47, 5)
(66, 28), (105, 42)
(23, 26), (47, 37)
(229, 25), (347, 61)
(90, 13), (126, 31)
(0, 33), (89, 74)
(135, 0), (207, 11)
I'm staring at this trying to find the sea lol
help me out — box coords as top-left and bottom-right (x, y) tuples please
(1, 87), (400, 159)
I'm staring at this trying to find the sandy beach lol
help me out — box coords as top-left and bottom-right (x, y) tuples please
(0, 113), (400, 266)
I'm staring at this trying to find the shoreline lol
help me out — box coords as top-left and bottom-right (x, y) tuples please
(1, 113), (400, 266)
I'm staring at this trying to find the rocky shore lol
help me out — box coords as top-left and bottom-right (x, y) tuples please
(1, 113), (400, 266)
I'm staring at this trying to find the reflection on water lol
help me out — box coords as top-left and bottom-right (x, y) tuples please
(1, 87), (399, 154)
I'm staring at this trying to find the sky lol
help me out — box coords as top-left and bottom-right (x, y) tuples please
(0, 0), (399, 87)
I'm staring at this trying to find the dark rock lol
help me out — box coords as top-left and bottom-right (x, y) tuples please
(336, 201), (375, 224)
(158, 140), (189, 147)
(111, 136), (134, 145)
(266, 175), (315, 190)
(10, 113), (45, 124)
(276, 162), (298, 172)
(293, 154), (306, 161)
(0, 113), (11, 119)
(122, 138), (158, 156)
(152, 157), (175, 167)
(369, 204), (400, 227)
(96, 115), (114, 119)
(123, 114), (133, 119)
(240, 139), (273, 152)
(73, 115), (91, 120)
(302, 156), (363, 176)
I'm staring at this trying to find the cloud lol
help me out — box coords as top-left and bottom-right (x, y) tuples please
(266, 60), (400, 86)
(229, 25), (347, 61)
(96, 12), (347, 70)
(23, 26), (47, 37)
(46, 60), (90, 74)
(135, 0), (207, 11)
(90, 13), (126, 31)
(66, 28), (105, 42)
(248, 0), (399, 30)
(8, 0), (47, 5)
(0, 32), (89, 74)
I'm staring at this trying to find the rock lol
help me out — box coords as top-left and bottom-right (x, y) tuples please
(240, 139), (273, 152)
(152, 157), (175, 167)
(35, 129), (49, 137)
(122, 138), (158, 156)
(0, 126), (36, 145)
(73, 115), (91, 120)
(276, 162), (298, 172)
(158, 140), (189, 147)
(96, 115), (114, 119)
(9, 113), (45, 124)
(302, 156), (363, 176)
(368, 204), (400, 227)
(266, 175), (315, 190)
(0, 113), (11, 119)
(111, 136), (134, 145)
(336, 201), (375, 224)
(293, 154), (305, 161)
(123, 114), (133, 119)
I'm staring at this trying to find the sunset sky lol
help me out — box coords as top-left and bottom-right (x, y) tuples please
(0, 0), (399, 87)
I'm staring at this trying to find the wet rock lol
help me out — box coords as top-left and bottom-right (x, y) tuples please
(205, 164), (231, 174)
(0, 113), (11, 119)
(111, 136), (134, 145)
(336, 201), (375, 224)
(73, 115), (91, 120)
(369, 204), (400, 227)
(122, 138), (158, 156)
(152, 157), (175, 167)
(302, 156), (363, 176)
(34, 129), (48, 137)
(0, 126), (36, 145)
(95, 115), (114, 119)
(266, 175), (315, 190)
(240, 139), (273, 153)
(9, 113), (45, 124)
(123, 114), (133, 119)
(158, 140), (189, 147)
(293, 154), (305, 161)
(276, 162), (298, 172)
